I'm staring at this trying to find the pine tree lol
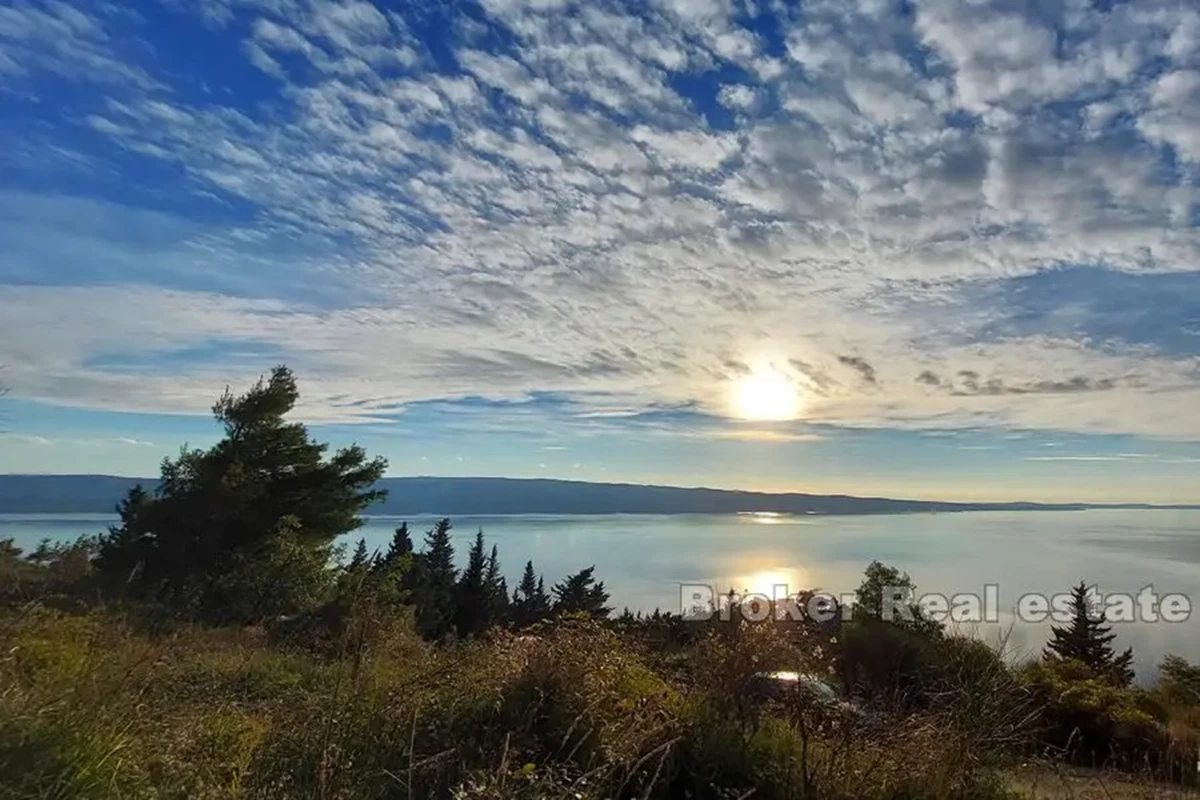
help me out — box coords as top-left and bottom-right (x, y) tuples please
(534, 576), (550, 617)
(484, 544), (509, 623)
(334, 536), (377, 605)
(415, 518), (457, 639)
(94, 366), (386, 623)
(348, 538), (370, 572)
(95, 484), (153, 592)
(512, 560), (551, 627)
(512, 564), (530, 625)
(552, 566), (611, 619)
(454, 529), (490, 637)
(483, 544), (500, 590)
(383, 523), (413, 563)
(366, 521), (412, 594)
(1044, 581), (1135, 686)
(423, 519), (455, 585)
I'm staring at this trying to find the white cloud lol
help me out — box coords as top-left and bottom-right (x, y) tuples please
(718, 84), (758, 111)
(1139, 70), (1200, 162)
(630, 126), (740, 170)
(0, 434), (157, 448)
(1, 434), (52, 446)
(0, 0), (158, 88)
(1, 0), (1199, 444)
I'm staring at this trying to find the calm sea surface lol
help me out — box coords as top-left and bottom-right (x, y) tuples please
(5, 509), (1199, 676)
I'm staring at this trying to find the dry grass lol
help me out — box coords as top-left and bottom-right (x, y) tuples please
(0, 607), (1189, 800)
(1008, 763), (1200, 799)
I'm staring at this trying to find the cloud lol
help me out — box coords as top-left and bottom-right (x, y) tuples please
(0, 434), (156, 448)
(718, 84), (759, 111)
(915, 371), (942, 386)
(1138, 70), (1200, 162)
(837, 355), (877, 385)
(704, 429), (824, 444)
(0, 1), (158, 89)
(1, 434), (52, 446)
(940, 374), (1120, 397)
(0, 0), (1199, 443)
(1027, 454), (1200, 464)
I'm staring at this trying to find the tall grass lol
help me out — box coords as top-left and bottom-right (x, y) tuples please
(0, 608), (1033, 799)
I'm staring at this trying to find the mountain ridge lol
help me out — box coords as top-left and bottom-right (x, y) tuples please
(0, 474), (1194, 515)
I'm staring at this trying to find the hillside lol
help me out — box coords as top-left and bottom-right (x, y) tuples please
(0, 473), (1131, 515)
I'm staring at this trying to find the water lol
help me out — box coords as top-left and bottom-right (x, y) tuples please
(5, 509), (1199, 676)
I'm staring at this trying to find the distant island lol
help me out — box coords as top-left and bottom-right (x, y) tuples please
(0, 474), (1195, 515)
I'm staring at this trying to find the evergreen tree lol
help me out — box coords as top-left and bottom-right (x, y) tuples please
(370, 522), (414, 592)
(534, 576), (550, 616)
(414, 518), (457, 639)
(95, 366), (386, 623)
(551, 566), (611, 619)
(383, 523), (413, 563)
(348, 538), (370, 572)
(1044, 581), (1135, 686)
(95, 484), (153, 592)
(453, 529), (490, 637)
(423, 519), (456, 585)
(512, 560), (551, 626)
(484, 544), (509, 623)
(360, 522), (414, 610)
(516, 561), (538, 600)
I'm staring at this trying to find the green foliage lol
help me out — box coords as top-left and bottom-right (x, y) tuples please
(483, 544), (508, 625)
(413, 517), (457, 639)
(0, 536), (97, 609)
(840, 617), (944, 707)
(4, 580), (1196, 799)
(838, 561), (966, 710)
(94, 366), (387, 624)
(347, 537), (371, 573)
(5, 401), (1199, 800)
(1019, 657), (1189, 776)
(853, 560), (942, 637)
(379, 522), (413, 565)
(551, 565), (611, 619)
(1044, 581), (1134, 686)
(511, 561), (551, 627)
(1157, 654), (1200, 706)
(454, 529), (493, 637)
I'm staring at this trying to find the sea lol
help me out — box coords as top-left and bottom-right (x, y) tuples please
(4, 509), (1199, 678)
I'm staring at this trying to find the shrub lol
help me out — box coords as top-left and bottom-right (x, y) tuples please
(1020, 658), (1195, 780)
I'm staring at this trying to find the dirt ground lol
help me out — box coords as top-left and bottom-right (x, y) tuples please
(1008, 764), (1200, 798)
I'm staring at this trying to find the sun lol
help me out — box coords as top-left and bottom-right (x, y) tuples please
(732, 366), (801, 421)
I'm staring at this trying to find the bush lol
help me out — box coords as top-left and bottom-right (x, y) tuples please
(1020, 658), (1196, 781)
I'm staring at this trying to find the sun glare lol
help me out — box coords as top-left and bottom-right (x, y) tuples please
(730, 567), (809, 599)
(732, 366), (801, 421)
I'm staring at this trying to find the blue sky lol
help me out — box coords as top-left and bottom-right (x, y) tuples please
(1, 0), (1199, 503)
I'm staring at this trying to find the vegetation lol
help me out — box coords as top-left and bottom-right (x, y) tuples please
(95, 366), (387, 625)
(1043, 582), (1135, 686)
(1, 368), (1198, 798)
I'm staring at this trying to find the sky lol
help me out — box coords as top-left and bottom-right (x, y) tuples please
(1, 0), (1199, 503)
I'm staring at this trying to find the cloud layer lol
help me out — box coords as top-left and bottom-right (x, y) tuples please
(1, 0), (1199, 439)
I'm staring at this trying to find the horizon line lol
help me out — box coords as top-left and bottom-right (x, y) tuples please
(3, 473), (1197, 510)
